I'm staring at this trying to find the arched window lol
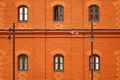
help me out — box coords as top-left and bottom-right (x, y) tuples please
(89, 54), (100, 71)
(54, 54), (64, 71)
(54, 5), (64, 21)
(89, 5), (99, 22)
(18, 54), (28, 71)
(18, 5), (28, 22)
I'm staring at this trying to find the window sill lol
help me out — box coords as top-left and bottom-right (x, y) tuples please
(89, 20), (99, 22)
(18, 21), (28, 23)
(54, 20), (64, 22)
(19, 70), (28, 72)
(54, 70), (64, 72)
(90, 70), (100, 72)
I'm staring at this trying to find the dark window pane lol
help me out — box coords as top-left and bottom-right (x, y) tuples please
(90, 14), (93, 21)
(95, 7), (98, 13)
(54, 6), (63, 21)
(95, 14), (99, 20)
(90, 8), (93, 13)
(54, 54), (64, 71)
(18, 6), (28, 21)
(89, 55), (100, 71)
(18, 54), (28, 71)
(89, 5), (99, 22)
(55, 8), (58, 20)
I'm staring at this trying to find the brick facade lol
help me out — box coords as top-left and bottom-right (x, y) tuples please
(0, 0), (120, 80)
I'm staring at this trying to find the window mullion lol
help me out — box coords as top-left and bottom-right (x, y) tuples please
(94, 56), (96, 70)
(58, 56), (60, 70)
(93, 7), (95, 21)
(99, 57), (100, 70)
(58, 7), (60, 21)
(55, 7), (58, 21)
(23, 7), (25, 21)
(23, 56), (25, 70)
(21, 56), (23, 70)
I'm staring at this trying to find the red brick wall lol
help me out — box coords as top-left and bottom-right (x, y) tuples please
(0, 0), (120, 80)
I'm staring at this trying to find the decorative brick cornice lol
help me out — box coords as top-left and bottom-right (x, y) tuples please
(50, 0), (66, 7)
(16, 49), (31, 56)
(89, 73), (100, 80)
(87, 49), (103, 56)
(54, 23), (64, 29)
(113, 0), (120, 7)
(18, 23), (28, 29)
(15, 0), (30, 7)
(51, 48), (67, 56)
(85, 0), (102, 7)
(113, 0), (120, 29)
(0, 50), (6, 80)
(88, 23), (100, 29)
(0, 1), (6, 10)
(0, 1), (6, 29)
(114, 50), (120, 80)
(18, 72), (27, 80)
(54, 73), (64, 80)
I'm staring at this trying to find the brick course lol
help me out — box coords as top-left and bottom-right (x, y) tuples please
(0, 0), (120, 80)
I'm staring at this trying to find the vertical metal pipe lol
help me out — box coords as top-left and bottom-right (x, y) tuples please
(82, 0), (85, 80)
(44, 0), (46, 79)
(91, 22), (94, 80)
(12, 23), (15, 80)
